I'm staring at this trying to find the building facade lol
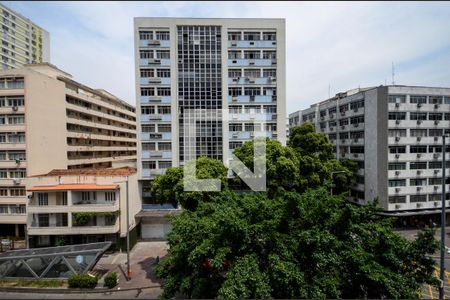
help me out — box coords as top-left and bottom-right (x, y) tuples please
(0, 63), (136, 238)
(0, 3), (50, 69)
(134, 18), (286, 207)
(26, 167), (140, 248)
(290, 85), (450, 215)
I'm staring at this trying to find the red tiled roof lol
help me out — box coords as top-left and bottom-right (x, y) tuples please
(28, 184), (118, 191)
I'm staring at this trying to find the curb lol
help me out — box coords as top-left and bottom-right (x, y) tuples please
(0, 284), (161, 294)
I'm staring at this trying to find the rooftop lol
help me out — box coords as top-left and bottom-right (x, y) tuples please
(31, 167), (137, 177)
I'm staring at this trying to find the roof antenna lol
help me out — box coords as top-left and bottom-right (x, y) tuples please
(391, 61), (395, 85)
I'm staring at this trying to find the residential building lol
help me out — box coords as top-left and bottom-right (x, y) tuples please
(290, 85), (450, 216)
(134, 18), (286, 219)
(0, 63), (137, 238)
(26, 167), (139, 248)
(0, 3), (50, 69)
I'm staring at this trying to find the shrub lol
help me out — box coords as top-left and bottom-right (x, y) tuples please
(104, 272), (118, 288)
(68, 274), (98, 289)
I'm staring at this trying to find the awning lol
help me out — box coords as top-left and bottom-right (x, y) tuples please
(28, 184), (118, 192)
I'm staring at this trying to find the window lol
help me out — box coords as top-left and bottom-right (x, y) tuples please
(229, 123), (242, 131)
(244, 105), (261, 114)
(159, 161), (172, 169)
(140, 50), (153, 59)
(81, 191), (91, 201)
(156, 69), (170, 78)
(429, 113), (443, 120)
(158, 143), (171, 151)
(243, 32), (260, 41)
(339, 104), (349, 112)
(158, 106), (171, 114)
(0, 188), (7, 196)
(9, 152), (25, 161)
(229, 106), (241, 114)
(10, 188), (24, 196)
(105, 215), (116, 226)
(410, 178), (427, 186)
(350, 100), (364, 110)
(8, 133), (25, 143)
(339, 118), (349, 126)
(155, 31), (169, 40)
(0, 205), (8, 214)
(410, 162), (427, 169)
(0, 152), (5, 160)
(0, 78), (24, 89)
(429, 129), (443, 137)
(388, 129), (406, 137)
(389, 146), (406, 154)
(410, 146), (427, 153)
(38, 214), (49, 227)
(389, 179), (406, 187)
(339, 132), (349, 139)
(141, 88), (155, 97)
(8, 115), (24, 124)
(262, 51), (276, 59)
(142, 124), (155, 132)
(429, 194), (441, 202)
(142, 143), (155, 151)
(228, 32), (241, 41)
(228, 69), (241, 78)
(105, 192), (115, 202)
(243, 51), (261, 59)
(142, 161), (156, 169)
(350, 146), (364, 154)
(429, 178), (442, 185)
(388, 162), (406, 170)
(38, 193), (48, 206)
(262, 32), (276, 40)
(388, 95), (406, 103)
(429, 145), (442, 153)
(265, 123), (276, 131)
(263, 105), (276, 113)
(141, 106), (155, 115)
(9, 169), (25, 178)
(244, 87), (261, 96)
(139, 31), (153, 40)
(410, 195), (427, 203)
(230, 141), (243, 149)
(158, 124), (171, 132)
(445, 96), (450, 104)
(429, 96), (443, 104)
(156, 50), (170, 59)
(228, 51), (241, 59)
(410, 129), (427, 137)
(350, 131), (364, 139)
(140, 69), (154, 78)
(429, 161), (442, 169)
(410, 112), (427, 120)
(229, 87), (242, 97)
(263, 69), (276, 77)
(328, 133), (337, 140)
(388, 196), (406, 204)
(244, 123), (255, 132)
(157, 88), (171, 96)
(263, 87), (276, 96)
(410, 95), (427, 104)
(350, 115), (364, 124)
(388, 112), (406, 120)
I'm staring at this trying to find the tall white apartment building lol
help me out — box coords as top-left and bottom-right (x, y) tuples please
(0, 3), (50, 69)
(0, 63), (136, 238)
(134, 18), (286, 207)
(290, 85), (450, 216)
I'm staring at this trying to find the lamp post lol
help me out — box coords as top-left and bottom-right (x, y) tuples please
(440, 135), (448, 300)
(330, 170), (346, 196)
(114, 176), (131, 281)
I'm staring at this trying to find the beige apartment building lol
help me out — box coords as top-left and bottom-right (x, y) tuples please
(0, 63), (137, 238)
(26, 167), (140, 248)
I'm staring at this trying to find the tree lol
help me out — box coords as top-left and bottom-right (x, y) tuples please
(151, 156), (228, 211)
(156, 188), (438, 299)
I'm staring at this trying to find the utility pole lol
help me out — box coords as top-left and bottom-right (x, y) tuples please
(440, 135), (447, 300)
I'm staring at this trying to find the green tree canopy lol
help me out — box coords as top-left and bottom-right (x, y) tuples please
(151, 156), (228, 211)
(156, 188), (438, 299)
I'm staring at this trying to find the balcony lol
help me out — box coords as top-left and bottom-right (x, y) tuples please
(139, 39), (170, 48)
(227, 40), (277, 48)
(227, 59), (275, 67)
(229, 131), (273, 140)
(140, 96), (171, 104)
(141, 150), (172, 159)
(140, 114), (172, 122)
(229, 113), (276, 122)
(141, 132), (172, 141)
(140, 77), (171, 85)
(228, 77), (276, 85)
(228, 95), (275, 103)
(139, 58), (170, 67)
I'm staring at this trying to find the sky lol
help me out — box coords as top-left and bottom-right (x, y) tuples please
(3, 1), (450, 114)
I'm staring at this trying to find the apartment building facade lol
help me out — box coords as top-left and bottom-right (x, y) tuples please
(0, 63), (136, 237)
(290, 85), (450, 215)
(134, 18), (286, 207)
(26, 167), (139, 248)
(0, 3), (50, 69)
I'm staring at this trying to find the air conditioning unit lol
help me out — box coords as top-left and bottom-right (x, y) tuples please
(395, 171), (400, 175)
(434, 185), (439, 190)
(395, 154), (400, 159)
(342, 153), (346, 157)
(15, 159), (20, 164)
(395, 103), (400, 108)
(232, 132), (238, 138)
(148, 58), (161, 65)
(148, 40), (161, 46)
(231, 42), (237, 46)
(395, 120), (400, 125)
(435, 120), (440, 125)
(248, 77), (256, 83)
(417, 153), (422, 158)
(417, 103), (422, 108)
(249, 60), (255, 65)
(353, 153), (359, 158)
(354, 123), (359, 127)
(417, 170), (421, 175)
(395, 137), (400, 142)
(341, 125), (345, 129)
(434, 201), (440, 207)
(12, 106), (18, 111)
(232, 78), (238, 82)
(434, 170), (440, 174)
(417, 120), (422, 125)
(232, 96), (238, 102)
(321, 116), (325, 120)
(416, 203), (422, 208)
(13, 178), (20, 185)
(341, 139), (346, 144)
(249, 95), (255, 102)
(271, 59), (277, 65)
(330, 114), (334, 119)
(249, 132), (254, 138)
(395, 188), (401, 193)
(434, 153), (440, 159)
(417, 136), (421, 141)
(353, 108), (358, 112)
(435, 104), (439, 109)
(353, 138), (358, 142)
(395, 204), (402, 209)
(435, 136), (439, 142)
(341, 111), (345, 116)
